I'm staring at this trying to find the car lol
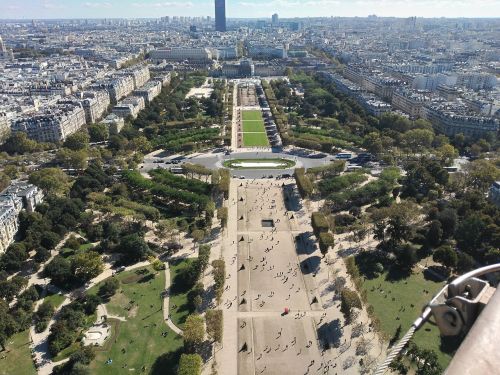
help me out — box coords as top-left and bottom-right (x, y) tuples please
(116, 266), (126, 273)
(239, 176), (246, 179)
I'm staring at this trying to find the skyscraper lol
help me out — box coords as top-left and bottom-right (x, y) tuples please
(272, 13), (279, 24)
(215, 0), (226, 32)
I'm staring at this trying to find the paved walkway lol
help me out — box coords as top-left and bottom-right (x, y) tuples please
(212, 177), (386, 375)
(30, 260), (150, 375)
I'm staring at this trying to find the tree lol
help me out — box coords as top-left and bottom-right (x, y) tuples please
(456, 215), (486, 253)
(212, 260), (225, 304)
(69, 346), (95, 366)
(183, 314), (205, 353)
(88, 123), (109, 142)
(63, 131), (90, 151)
(340, 289), (362, 324)
(117, 234), (150, 263)
(355, 337), (372, 356)
(351, 322), (365, 338)
(457, 252), (475, 273)
(433, 245), (458, 269)
(129, 136), (152, 154)
(402, 129), (434, 153)
(177, 353), (202, 375)
(98, 278), (120, 298)
(333, 276), (347, 294)
(41, 231), (61, 250)
(2, 132), (41, 154)
(319, 232), (335, 256)
(70, 251), (103, 282)
(437, 209), (457, 239)
(386, 215), (412, 249)
(191, 229), (205, 249)
(44, 256), (72, 287)
(436, 144), (458, 166)
(463, 159), (500, 193)
(205, 309), (223, 344)
(198, 245), (211, 273)
(426, 220), (443, 247)
(217, 207), (228, 227)
(29, 168), (71, 196)
(395, 244), (418, 271)
(55, 148), (88, 170)
(0, 172), (11, 191)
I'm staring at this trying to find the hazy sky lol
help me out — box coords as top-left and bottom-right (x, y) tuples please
(0, 0), (499, 19)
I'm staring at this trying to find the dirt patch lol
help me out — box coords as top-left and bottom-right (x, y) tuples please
(128, 305), (139, 318)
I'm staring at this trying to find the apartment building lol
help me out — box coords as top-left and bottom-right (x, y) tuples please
(133, 81), (162, 103)
(11, 103), (87, 143)
(80, 90), (111, 124)
(0, 182), (43, 253)
(423, 102), (499, 138)
(149, 47), (213, 63)
(392, 89), (432, 118)
(0, 112), (10, 141)
(112, 96), (145, 119)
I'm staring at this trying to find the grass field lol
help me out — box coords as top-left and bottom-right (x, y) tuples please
(169, 258), (196, 329)
(89, 266), (183, 375)
(242, 110), (263, 121)
(243, 120), (266, 133)
(361, 267), (453, 368)
(240, 110), (270, 147)
(243, 132), (270, 147)
(0, 330), (37, 375)
(43, 293), (66, 309)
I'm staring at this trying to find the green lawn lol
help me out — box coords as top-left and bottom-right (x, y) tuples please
(243, 132), (270, 147)
(243, 120), (266, 133)
(88, 266), (183, 375)
(242, 110), (263, 121)
(0, 330), (37, 375)
(361, 267), (453, 368)
(169, 258), (196, 329)
(43, 293), (66, 309)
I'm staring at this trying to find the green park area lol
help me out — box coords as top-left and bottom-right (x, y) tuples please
(223, 158), (296, 170)
(243, 121), (266, 133)
(242, 110), (264, 121)
(243, 132), (270, 147)
(0, 330), (37, 375)
(88, 266), (183, 375)
(359, 262), (453, 368)
(241, 110), (269, 147)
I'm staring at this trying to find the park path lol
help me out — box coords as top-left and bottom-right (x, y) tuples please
(163, 263), (183, 336)
(30, 260), (150, 375)
(30, 297), (72, 375)
(211, 178), (239, 375)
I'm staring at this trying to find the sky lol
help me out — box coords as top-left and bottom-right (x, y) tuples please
(0, 0), (499, 19)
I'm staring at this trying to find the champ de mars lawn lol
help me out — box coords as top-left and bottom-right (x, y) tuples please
(361, 267), (453, 368)
(243, 132), (270, 147)
(88, 266), (183, 375)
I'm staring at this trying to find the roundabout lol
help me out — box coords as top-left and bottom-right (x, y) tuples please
(223, 158), (296, 170)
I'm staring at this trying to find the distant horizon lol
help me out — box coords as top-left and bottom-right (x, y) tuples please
(0, 0), (499, 20)
(2, 16), (500, 21)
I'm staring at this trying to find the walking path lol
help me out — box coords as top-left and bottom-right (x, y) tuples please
(30, 260), (150, 375)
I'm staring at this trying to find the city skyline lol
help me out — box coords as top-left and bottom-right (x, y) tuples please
(0, 0), (499, 19)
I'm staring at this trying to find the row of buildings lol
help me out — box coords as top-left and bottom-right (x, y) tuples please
(0, 182), (44, 253)
(322, 68), (499, 138)
(7, 67), (170, 143)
